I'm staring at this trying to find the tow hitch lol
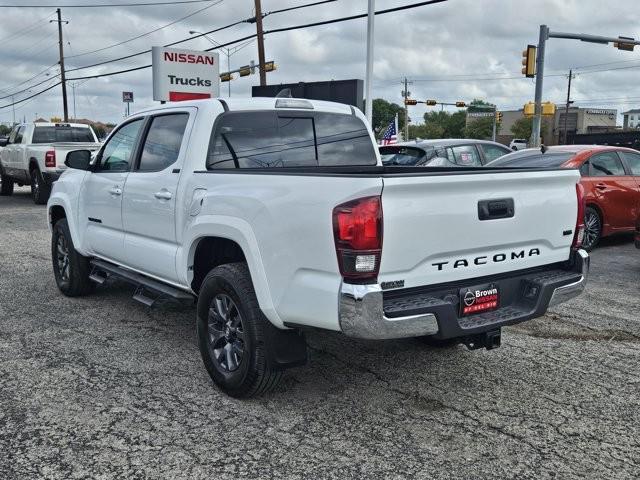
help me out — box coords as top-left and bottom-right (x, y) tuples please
(462, 329), (501, 350)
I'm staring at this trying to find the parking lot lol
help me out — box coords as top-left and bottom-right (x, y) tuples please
(1, 187), (639, 479)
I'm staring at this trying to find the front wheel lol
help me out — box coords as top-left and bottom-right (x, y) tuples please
(582, 206), (602, 251)
(52, 218), (94, 296)
(197, 263), (283, 398)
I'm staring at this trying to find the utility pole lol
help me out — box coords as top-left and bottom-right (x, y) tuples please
(253, 0), (267, 86)
(401, 77), (412, 141)
(492, 107), (497, 142)
(364, 0), (375, 125)
(51, 9), (69, 122)
(563, 70), (574, 144)
(531, 24), (549, 148)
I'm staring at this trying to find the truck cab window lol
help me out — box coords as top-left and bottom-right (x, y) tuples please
(98, 119), (143, 172)
(207, 111), (376, 169)
(137, 114), (189, 172)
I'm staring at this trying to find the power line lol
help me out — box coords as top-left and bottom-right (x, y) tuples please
(4, 0), (450, 107)
(0, 81), (61, 110)
(68, 0), (447, 75)
(0, 10), (54, 43)
(0, 63), (59, 95)
(0, 0), (221, 7)
(65, 0), (224, 59)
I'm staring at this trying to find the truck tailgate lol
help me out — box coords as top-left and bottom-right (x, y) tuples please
(52, 142), (101, 171)
(378, 169), (580, 288)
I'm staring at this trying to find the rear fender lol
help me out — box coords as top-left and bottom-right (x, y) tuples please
(181, 215), (282, 328)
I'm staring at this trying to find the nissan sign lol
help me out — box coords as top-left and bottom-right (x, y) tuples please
(152, 46), (220, 102)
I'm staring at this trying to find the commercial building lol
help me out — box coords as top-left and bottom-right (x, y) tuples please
(495, 107), (618, 146)
(621, 109), (640, 129)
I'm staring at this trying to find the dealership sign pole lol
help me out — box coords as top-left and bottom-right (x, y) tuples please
(152, 47), (220, 102)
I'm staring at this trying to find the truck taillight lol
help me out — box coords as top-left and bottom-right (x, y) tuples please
(333, 196), (383, 283)
(45, 150), (56, 168)
(573, 183), (585, 248)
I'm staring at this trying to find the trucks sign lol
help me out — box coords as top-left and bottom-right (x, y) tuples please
(152, 46), (220, 102)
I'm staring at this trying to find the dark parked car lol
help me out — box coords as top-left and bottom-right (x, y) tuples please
(379, 139), (512, 167)
(487, 145), (640, 250)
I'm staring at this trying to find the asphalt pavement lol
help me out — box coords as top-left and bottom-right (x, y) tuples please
(1, 187), (639, 479)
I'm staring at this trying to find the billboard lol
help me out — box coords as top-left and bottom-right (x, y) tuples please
(252, 79), (364, 110)
(152, 46), (220, 102)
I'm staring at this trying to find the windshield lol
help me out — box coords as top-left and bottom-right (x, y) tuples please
(380, 146), (432, 166)
(32, 126), (95, 144)
(487, 151), (575, 167)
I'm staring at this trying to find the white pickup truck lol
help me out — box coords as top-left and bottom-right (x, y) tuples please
(0, 122), (100, 203)
(47, 98), (589, 398)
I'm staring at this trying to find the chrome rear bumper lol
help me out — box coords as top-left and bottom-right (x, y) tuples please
(338, 249), (589, 341)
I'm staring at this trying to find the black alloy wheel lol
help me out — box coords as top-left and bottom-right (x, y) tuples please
(207, 293), (245, 373)
(55, 232), (71, 283)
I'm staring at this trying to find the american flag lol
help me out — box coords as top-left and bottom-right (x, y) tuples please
(380, 115), (398, 145)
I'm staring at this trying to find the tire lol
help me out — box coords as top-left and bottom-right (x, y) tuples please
(0, 172), (13, 196)
(30, 166), (51, 205)
(582, 206), (602, 251)
(418, 336), (460, 348)
(51, 218), (95, 297)
(197, 262), (283, 398)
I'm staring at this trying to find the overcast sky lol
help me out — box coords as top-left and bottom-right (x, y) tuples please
(1, 0), (639, 125)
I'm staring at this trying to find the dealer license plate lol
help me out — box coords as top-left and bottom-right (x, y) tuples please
(460, 283), (499, 316)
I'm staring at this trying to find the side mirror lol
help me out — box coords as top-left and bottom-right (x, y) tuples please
(65, 150), (92, 170)
(0, 138), (8, 147)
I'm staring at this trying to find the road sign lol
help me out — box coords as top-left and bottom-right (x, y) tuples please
(122, 91), (134, 103)
(152, 46), (220, 102)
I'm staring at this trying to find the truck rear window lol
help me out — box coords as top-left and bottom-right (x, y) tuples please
(206, 111), (377, 169)
(32, 126), (95, 144)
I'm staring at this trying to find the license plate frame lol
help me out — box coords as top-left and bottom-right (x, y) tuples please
(459, 283), (500, 316)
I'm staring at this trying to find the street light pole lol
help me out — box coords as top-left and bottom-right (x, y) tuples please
(190, 30), (234, 97)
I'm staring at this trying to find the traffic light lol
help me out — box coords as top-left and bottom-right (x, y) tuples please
(455, 101), (466, 108)
(523, 102), (535, 117)
(541, 102), (556, 116)
(521, 45), (536, 78)
(220, 73), (234, 82)
(404, 99), (418, 106)
(239, 65), (252, 77)
(614, 36), (635, 51)
(263, 61), (277, 72)
(425, 99), (437, 106)
(496, 111), (503, 122)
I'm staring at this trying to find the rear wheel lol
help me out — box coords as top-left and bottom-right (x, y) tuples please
(51, 218), (94, 296)
(197, 263), (283, 398)
(30, 166), (51, 205)
(0, 172), (13, 196)
(582, 206), (601, 251)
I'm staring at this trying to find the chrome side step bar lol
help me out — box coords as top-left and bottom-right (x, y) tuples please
(89, 259), (195, 307)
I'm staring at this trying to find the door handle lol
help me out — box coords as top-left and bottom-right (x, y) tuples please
(154, 190), (173, 200)
(595, 183), (607, 190)
(109, 186), (122, 196)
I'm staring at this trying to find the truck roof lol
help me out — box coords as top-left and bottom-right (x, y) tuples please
(30, 122), (92, 128)
(133, 97), (355, 116)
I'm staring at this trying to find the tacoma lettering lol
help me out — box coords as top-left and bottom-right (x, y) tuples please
(432, 248), (541, 271)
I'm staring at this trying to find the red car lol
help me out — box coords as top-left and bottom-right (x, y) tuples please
(487, 145), (640, 250)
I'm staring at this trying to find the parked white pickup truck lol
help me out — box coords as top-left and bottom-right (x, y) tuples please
(0, 122), (100, 203)
(47, 98), (589, 398)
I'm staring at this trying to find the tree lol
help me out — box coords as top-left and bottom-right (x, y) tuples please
(464, 116), (497, 140)
(511, 117), (533, 139)
(0, 124), (11, 135)
(418, 110), (466, 139)
(372, 98), (406, 138)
